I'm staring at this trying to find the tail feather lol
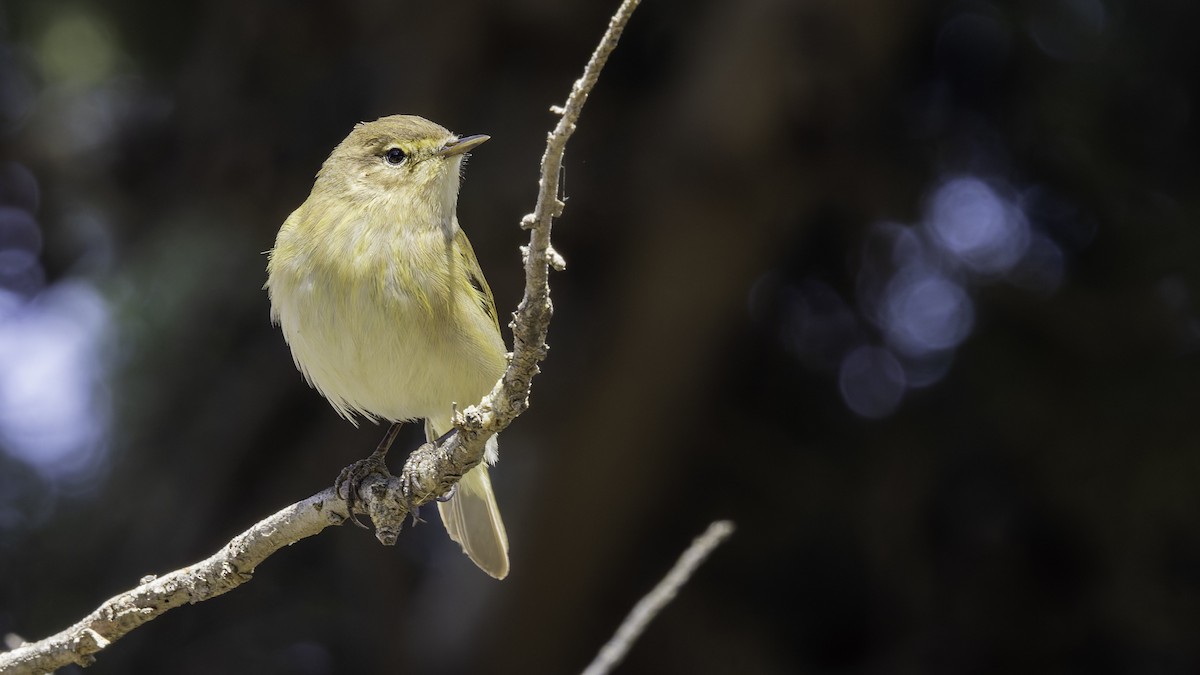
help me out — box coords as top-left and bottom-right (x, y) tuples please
(426, 423), (509, 580)
(437, 461), (510, 579)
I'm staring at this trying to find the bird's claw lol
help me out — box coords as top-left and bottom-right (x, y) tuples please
(436, 483), (458, 503)
(335, 449), (392, 529)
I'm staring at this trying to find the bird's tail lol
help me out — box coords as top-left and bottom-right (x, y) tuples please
(432, 429), (510, 579)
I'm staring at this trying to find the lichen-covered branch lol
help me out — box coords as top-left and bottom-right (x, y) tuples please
(0, 2), (642, 673)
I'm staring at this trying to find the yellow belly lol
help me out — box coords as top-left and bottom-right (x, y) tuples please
(270, 251), (505, 425)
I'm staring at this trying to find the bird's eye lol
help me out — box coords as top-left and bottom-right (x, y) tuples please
(384, 147), (407, 165)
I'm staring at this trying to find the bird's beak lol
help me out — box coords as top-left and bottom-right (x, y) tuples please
(439, 134), (490, 157)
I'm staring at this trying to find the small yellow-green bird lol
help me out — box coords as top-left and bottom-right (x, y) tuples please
(265, 114), (509, 579)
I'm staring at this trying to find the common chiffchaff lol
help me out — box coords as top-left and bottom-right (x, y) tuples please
(265, 115), (510, 579)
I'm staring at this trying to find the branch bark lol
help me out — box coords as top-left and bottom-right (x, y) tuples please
(0, 1), (642, 672)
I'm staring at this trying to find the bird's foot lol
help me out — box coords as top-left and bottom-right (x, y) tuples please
(336, 422), (403, 528)
(335, 449), (391, 529)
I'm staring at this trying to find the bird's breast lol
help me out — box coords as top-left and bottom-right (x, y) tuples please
(270, 217), (503, 424)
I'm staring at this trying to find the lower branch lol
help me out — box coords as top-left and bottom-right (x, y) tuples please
(0, 489), (347, 673)
(0, 432), (493, 675)
(581, 520), (737, 675)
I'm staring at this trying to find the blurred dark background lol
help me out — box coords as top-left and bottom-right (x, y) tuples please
(2, 0), (1199, 673)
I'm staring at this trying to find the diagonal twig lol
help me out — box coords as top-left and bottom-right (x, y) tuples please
(582, 520), (737, 675)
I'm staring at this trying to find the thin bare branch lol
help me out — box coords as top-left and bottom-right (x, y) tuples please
(581, 520), (737, 675)
(432, 0), (644, 467)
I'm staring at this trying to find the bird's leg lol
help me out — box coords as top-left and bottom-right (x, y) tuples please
(336, 422), (403, 529)
(429, 428), (460, 503)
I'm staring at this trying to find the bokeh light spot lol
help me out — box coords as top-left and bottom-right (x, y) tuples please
(0, 282), (111, 482)
(1006, 232), (1065, 295)
(0, 163), (40, 212)
(884, 271), (974, 356)
(0, 207), (44, 297)
(36, 9), (119, 85)
(839, 346), (906, 419)
(926, 176), (1030, 275)
(780, 280), (861, 373)
(0, 207), (42, 256)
